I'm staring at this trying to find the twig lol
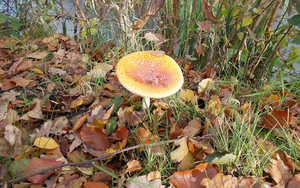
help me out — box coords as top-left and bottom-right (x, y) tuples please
(3, 136), (211, 185)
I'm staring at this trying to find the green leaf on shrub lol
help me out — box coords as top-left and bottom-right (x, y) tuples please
(291, 34), (300, 44)
(0, 13), (7, 24)
(237, 32), (244, 40)
(288, 15), (300, 27)
(297, 0), (300, 14)
(242, 17), (252, 27)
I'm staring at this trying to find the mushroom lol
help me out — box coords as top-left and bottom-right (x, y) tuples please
(116, 51), (183, 109)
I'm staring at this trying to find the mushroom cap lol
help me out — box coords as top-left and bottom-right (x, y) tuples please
(116, 51), (183, 98)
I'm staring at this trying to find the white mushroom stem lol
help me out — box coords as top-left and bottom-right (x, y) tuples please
(142, 97), (150, 109)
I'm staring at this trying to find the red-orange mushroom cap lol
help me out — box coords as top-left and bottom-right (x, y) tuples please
(116, 51), (183, 98)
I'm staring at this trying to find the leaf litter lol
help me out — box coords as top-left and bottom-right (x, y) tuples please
(0, 32), (299, 188)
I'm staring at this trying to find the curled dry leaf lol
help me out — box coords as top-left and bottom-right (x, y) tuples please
(73, 114), (89, 132)
(170, 137), (189, 163)
(147, 171), (161, 181)
(1, 90), (20, 102)
(198, 78), (213, 93)
(27, 51), (48, 59)
(20, 98), (44, 120)
(261, 109), (293, 128)
(102, 104), (114, 125)
(134, 127), (158, 145)
(170, 163), (218, 188)
(0, 99), (8, 121)
(201, 0), (217, 23)
(201, 173), (238, 188)
(264, 154), (291, 187)
(80, 125), (110, 151)
(125, 160), (142, 174)
(182, 118), (202, 137)
(197, 21), (212, 32)
(22, 157), (63, 184)
(33, 137), (59, 150)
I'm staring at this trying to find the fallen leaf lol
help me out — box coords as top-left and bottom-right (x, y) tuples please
(27, 51), (48, 59)
(182, 118), (202, 137)
(134, 127), (158, 145)
(20, 98), (44, 120)
(198, 78), (213, 93)
(261, 110), (293, 128)
(287, 174), (300, 188)
(83, 182), (109, 188)
(0, 99), (8, 121)
(33, 137), (60, 149)
(125, 160), (142, 174)
(180, 89), (194, 102)
(80, 125), (110, 151)
(170, 163), (218, 188)
(73, 114), (89, 132)
(264, 154), (291, 187)
(170, 137), (189, 163)
(126, 175), (165, 188)
(147, 171), (161, 181)
(1, 90), (20, 102)
(201, 173), (238, 188)
(22, 157), (63, 184)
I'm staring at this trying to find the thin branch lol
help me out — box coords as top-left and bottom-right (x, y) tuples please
(3, 135), (211, 185)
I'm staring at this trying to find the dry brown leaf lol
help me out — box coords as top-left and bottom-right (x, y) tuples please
(177, 152), (194, 171)
(20, 98), (44, 120)
(47, 82), (56, 92)
(83, 182), (109, 188)
(287, 174), (300, 188)
(126, 175), (165, 188)
(73, 114), (89, 132)
(27, 51), (48, 59)
(201, 173), (238, 188)
(22, 157), (63, 184)
(170, 137), (189, 163)
(0, 99), (8, 121)
(134, 127), (158, 145)
(197, 21), (212, 32)
(103, 104), (114, 125)
(87, 105), (106, 124)
(261, 110), (293, 128)
(264, 154), (291, 187)
(201, 0), (217, 23)
(1, 90), (20, 102)
(170, 163), (218, 188)
(146, 171), (161, 181)
(182, 118), (202, 137)
(125, 160), (142, 174)
(80, 125), (110, 151)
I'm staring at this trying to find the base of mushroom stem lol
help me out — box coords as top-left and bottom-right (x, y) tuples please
(142, 97), (150, 109)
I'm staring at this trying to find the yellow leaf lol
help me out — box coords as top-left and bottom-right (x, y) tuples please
(70, 98), (83, 108)
(242, 17), (253, 27)
(30, 68), (44, 75)
(180, 89), (194, 102)
(198, 78), (214, 93)
(33, 137), (59, 149)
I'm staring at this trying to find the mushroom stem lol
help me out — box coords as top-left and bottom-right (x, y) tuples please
(142, 97), (150, 109)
